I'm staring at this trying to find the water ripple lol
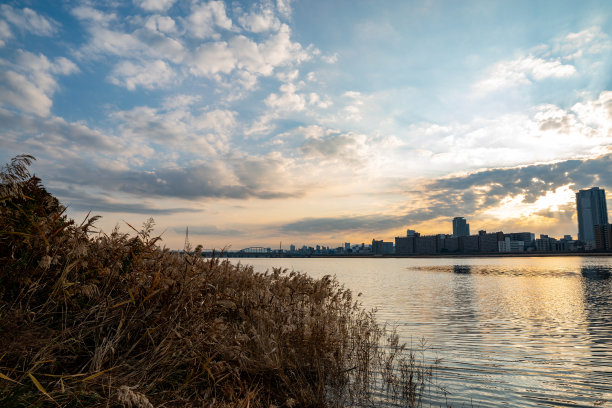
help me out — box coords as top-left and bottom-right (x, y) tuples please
(243, 256), (612, 407)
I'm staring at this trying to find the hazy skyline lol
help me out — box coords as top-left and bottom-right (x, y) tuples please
(1, 0), (611, 249)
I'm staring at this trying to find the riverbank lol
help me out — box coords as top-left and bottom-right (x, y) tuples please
(207, 252), (612, 259)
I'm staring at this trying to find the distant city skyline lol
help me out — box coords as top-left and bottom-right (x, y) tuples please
(0, 1), (611, 249)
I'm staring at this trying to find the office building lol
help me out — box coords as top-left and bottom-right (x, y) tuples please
(372, 239), (394, 255)
(395, 236), (416, 255)
(478, 230), (504, 252)
(498, 237), (524, 252)
(452, 217), (470, 237)
(594, 224), (612, 251)
(576, 187), (609, 249)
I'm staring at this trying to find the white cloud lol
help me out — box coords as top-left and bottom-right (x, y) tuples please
(259, 24), (310, 68)
(0, 19), (12, 46)
(188, 24), (311, 81)
(186, 1), (233, 39)
(189, 41), (237, 76)
(239, 8), (281, 33)
(0, 70), (53, 117)
(407, 91), (612, 172)
(0, 51), (78, 116)
(112, 104), (237, 156)
(308, 92), (332, 108)
(1, 5), (57, 36)
(74, 11), (185, 63)
(162, 94), (202, 110)
(276, 0), (293, 19)
(72, 4), (311, 98)
(144, 15), (176, 33)
(475, 56), (576, 93)
(109, 59), (176, 90)
(135, 0), (177, 12)
(71, 6), (116, 26)
(0, 108), (125, 154)
(322, 53), (338, 64)
(265, 83), (306, 112)
(554, 26), (612, 60)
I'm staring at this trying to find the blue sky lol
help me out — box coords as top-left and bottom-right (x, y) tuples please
(1, 0), (611, 249)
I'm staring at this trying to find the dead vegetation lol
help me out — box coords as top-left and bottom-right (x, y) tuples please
(0, 155), (435, 407)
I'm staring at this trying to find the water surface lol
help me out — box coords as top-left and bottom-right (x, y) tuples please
(239, 256), (612, 407)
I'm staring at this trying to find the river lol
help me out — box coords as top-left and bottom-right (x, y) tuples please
(238, 256), (612, 407)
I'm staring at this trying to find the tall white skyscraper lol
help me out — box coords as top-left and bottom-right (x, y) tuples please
(576, 187), (609, 248)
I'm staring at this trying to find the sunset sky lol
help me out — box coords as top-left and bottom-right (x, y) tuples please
(1, 0), (611, 249)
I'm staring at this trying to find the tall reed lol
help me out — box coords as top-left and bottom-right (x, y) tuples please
(0, 155), (435, 407)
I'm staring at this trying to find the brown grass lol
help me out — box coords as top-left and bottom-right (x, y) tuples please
(0, 155), (435, 407)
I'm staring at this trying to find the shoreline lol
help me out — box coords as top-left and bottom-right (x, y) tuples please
(210, 252), (612, 259)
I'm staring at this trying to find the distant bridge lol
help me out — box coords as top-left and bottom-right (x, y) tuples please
(239, 246), (271, 254)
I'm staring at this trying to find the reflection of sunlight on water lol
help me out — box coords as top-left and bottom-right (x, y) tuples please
(242, 256), (612, 407)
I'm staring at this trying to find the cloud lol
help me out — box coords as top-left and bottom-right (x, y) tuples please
(0, 50), (79, 116)
(52, 159), (298, 201)
(71, 6), (116, 26)
(280, 214), (405, 234)
(0, 19), (12, 46)
(265, 83), (306, 111)
(59, 194), (199, 215)
(112, 105), (237, 155)
(135, 0), (177, 12)
(0, 108), (123, 154)
(189, 24), (311, 80)
(408, 91), (612, 171)
(1, 5), (57, 36)
(189, 41), (237, 76)
(554, 26), (612, 60)
(279, 153), (612, 237)
(239, 7), (281, 33)
(429, 154), (612, 205)
(109, 59), (176, 90)
(174, 225), (246, 237)
(186, 1), (233, 39)
(71, 4), (312, 97)
(300, 131), (368, 165)
(276, 0), (293, 19)
(321, 53), (338, 64)
(144, 15), (176, 33)
(475, 56), (575, 93)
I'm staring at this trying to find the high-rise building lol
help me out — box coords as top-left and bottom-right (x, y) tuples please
(576, 187), (609, 249)
(452, 217), (470, 237)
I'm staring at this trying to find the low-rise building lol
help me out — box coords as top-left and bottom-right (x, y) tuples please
(498, 237), (524, 252)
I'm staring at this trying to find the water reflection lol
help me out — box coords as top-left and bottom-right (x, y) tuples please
(581, 265), (612, 402)
(581, 265), (612, 280)
(453, 265), (472, 274)
(242, 256), (612, 407)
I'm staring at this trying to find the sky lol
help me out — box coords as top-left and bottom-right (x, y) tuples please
(1, 0), (611, 250)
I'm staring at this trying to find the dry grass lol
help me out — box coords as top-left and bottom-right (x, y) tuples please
(0, 155), (436, 407)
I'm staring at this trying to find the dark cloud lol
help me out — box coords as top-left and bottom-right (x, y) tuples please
(279, 153), (612, 235)
(0, 109), (121, 152)
(47, 157), (299, 202)
(279, 208), (439, 235)
(429, 153), (612, 213)
(173, 225), (246, 237)
(48, 187), (200, 215)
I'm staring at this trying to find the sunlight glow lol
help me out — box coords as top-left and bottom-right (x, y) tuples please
(484, 184), (576, 220)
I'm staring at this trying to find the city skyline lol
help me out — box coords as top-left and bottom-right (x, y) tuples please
(0, 1), (611, 249)
(236, 188), (607, 252)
